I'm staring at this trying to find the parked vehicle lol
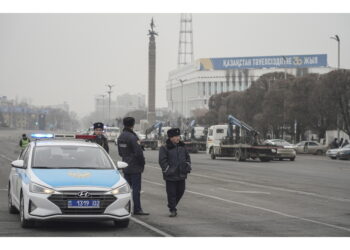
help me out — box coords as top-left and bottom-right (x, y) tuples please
(336, 144), (350, 160)
(293, 141), (328, 155)
(263, 139), (296, 161)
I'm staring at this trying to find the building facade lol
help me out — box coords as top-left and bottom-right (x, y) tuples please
(166, 54), (333, 118)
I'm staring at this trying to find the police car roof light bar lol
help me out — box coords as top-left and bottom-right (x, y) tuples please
(75, 134), (97, 140)
(30, 133), (55, 139)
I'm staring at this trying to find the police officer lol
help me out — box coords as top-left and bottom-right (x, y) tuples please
(159, 128), (191, 217)
(19, 134), (30, 149)
(92, 122), (109, 153)
(117, 117), (149, 215)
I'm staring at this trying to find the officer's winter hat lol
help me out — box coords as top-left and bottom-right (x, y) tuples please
(167, 128), (181, 138)
(93, 122), (104, 130)
(123, 117), (135, 127)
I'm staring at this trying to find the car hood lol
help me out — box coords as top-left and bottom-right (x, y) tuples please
(327, 148), (341, 153)
(31, 169), (121, 188)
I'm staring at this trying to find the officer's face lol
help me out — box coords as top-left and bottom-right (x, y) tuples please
(170, 136), (180, 144)
(94, 128), (103, 135)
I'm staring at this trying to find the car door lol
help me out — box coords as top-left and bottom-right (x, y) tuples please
(307, 142), (318, 154)
(296, 142), (305, 153)
(11, 146), (28, 205)
(14, 145), (31, 204)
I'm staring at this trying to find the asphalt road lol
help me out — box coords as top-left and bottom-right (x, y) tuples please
(0, 129), (350, 237)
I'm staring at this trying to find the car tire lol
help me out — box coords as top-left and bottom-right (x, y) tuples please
(20, 193), (35, 228)
(8, 184), (18, 214)
(331, 157), (336, 160)
(290, 157), (295, 161)
(210, 148), (216, 160)
(279, 158), (283, 161)
(114, 219), (130, 228)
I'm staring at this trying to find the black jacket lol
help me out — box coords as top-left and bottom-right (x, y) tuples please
(117, 128), (145, 174)
(92, 134), (109, 153)
(159, 139), (191, 181)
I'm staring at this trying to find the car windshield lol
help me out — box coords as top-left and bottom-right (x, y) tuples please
(342, 144), (350, 149)
(32, 146), (114, 169)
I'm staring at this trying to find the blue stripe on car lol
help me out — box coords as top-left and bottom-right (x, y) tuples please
(32, 169), (120, 188)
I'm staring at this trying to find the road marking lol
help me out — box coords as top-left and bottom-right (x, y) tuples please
(143, 179), (350, 233)
(0, 154), (12, 162)
(218, 188), (271, 194)
(130, 217), (173, 237)
(146, 165), (350, 203)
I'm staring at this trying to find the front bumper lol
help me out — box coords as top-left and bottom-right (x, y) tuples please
(26, 191), (131, 221)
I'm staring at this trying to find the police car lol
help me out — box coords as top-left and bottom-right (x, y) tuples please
(8, 133), (131, 228)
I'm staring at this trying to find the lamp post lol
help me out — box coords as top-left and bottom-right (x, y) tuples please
(330, 35), (340, 69)
(99, 94), (106, 123)
(179, 79), (186, 130)
(106, 84), (114, 126)
(330, 35), (340, 139)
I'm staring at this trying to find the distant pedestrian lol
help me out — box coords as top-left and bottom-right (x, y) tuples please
(91, 122), (109, 153)
(339, 138), (344, 148)
(330, 138), (339, 149)
(159, 128), (191, 217)
(19, 134), (30, 149)
(342, 139), (349, 148)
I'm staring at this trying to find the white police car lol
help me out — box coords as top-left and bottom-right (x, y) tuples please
(8, 134), (131, 228)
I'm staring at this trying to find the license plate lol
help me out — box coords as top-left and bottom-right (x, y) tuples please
(67, 200), (100, 208)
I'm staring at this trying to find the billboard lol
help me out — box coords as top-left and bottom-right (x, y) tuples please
(199, 54), (327, 70)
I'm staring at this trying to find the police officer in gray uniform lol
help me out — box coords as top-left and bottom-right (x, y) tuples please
(117, 117), (149, 215)
(92, 122), (109, 153)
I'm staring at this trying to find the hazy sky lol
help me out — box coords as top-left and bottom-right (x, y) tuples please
(1, 13), (349, 117)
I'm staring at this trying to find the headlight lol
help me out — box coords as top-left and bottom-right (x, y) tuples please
(29, 182), (55, 194)
(111, 183), (130, 195)
(271, 149), (277, 153)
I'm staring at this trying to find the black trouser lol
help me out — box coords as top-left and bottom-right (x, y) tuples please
(166, 180), (186, 212)
(124, 173), (142, 213)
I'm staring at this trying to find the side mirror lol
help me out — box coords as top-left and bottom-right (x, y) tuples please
(117, 161), (128, 169)
(11, 160), (24, 168)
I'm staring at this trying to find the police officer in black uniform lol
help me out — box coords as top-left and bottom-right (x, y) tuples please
(159, 128), (191, 217)
(92, 122), (109, 153)
(117, 117), (149, 215)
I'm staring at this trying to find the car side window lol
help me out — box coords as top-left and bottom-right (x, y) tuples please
(309, 142), (317, 146)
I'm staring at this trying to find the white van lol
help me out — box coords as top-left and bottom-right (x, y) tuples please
(206, 125), (228, 154)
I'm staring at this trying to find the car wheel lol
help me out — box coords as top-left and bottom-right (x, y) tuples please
(279, 158), (283, 161)
(316, 150), (323, 155)
(20, 193), (34, 228)
(114, 219), (130, 228)
(8, 184), (18, 214)
(331, 157), (336, 160)
(290, 157), (295, 161)
(210, 148), (216, 160)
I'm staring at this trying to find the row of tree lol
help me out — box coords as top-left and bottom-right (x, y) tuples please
(196, 69), (350, 142)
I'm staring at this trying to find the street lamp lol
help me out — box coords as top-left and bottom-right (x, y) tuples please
(330, 35), (340, 69)
(99, 94), (106, 123)
(330, 35), (341, 139)
(106, 84), (114, 126)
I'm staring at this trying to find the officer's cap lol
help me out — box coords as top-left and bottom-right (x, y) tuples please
(123, 117), (135, 127)
(93, 122), (104, 130)
(167, 128), (181, 138)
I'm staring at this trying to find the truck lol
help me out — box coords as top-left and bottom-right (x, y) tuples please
(183, 120), (207, 153)
(140, 122), (163, 150)
(207, 115), (278, 162)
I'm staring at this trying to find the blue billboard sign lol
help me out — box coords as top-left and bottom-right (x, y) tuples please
(199, 54), (327, 70)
